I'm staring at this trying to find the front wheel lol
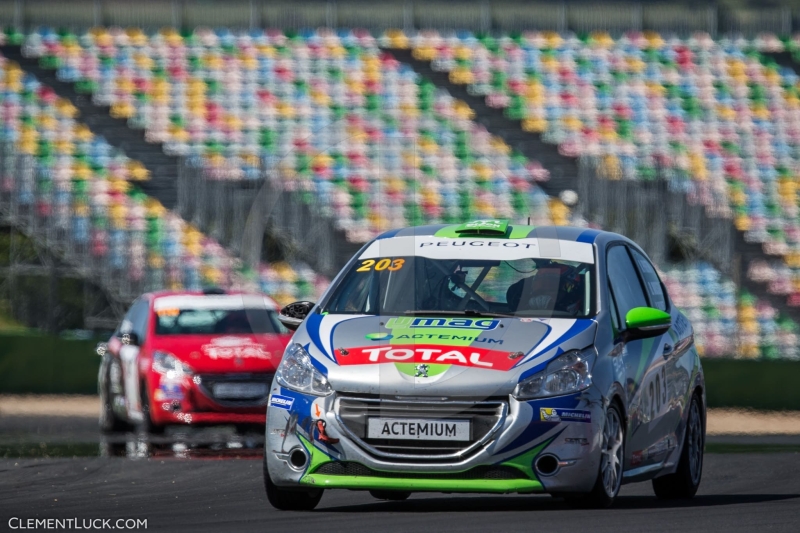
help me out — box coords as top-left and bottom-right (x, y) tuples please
(652, 393), (704, 499)
(139, 383), (165, 435)
(263, 457), (323, 511)
(565, 403), (625, 509)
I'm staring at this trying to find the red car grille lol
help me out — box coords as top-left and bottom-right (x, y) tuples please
(195, 373), (274, 407)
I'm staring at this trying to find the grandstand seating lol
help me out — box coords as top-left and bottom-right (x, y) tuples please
(399, 29), (800, 308)
(20, 27), (561, 241)
(0, 54), (326, 304)
(661, 262), (797, 359)
(5, 27), (799, 359)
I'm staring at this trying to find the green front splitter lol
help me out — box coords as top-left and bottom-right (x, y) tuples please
(299, 474), (544, 493)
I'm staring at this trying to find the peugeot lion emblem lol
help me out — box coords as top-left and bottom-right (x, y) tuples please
(414, 364), (430, 378)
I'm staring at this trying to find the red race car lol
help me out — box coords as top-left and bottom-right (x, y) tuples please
(98, 289), (291, 433)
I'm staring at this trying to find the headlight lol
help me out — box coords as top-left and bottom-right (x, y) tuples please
(152, 351), (193, 377)
(276, 343), (333, 396)
(513, 348), (595, 400)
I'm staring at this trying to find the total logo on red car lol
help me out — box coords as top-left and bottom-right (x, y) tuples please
(98, 289), (291, 433)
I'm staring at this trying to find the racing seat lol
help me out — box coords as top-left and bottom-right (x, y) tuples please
(506, 268), (561, 314)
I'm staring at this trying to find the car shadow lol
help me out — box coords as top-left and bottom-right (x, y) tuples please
(319, 493), (800, 513)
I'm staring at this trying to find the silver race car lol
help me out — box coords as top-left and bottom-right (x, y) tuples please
(265, 221), (705, 510)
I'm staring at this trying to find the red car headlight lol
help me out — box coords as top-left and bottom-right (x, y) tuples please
(152, 350), (194, 378)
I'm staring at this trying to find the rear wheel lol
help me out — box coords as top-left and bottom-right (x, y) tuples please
(369, 490), (411, 501)
(566, 403), (624, 509)
(652, 393), (704, 499)
(263, 456), (323, 511)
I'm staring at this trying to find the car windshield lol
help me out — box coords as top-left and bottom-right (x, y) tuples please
(323, 256), (594, 318)
(155, 308), (285, 335)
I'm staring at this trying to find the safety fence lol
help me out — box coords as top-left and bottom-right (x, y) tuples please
(179, 153), (742, 285)
(1, 142), (154, 304)
(177, 157), (361, 279)
(577, 156), (737, 278)
(0, 139), (762, 308)
(0, 0), (796, 37)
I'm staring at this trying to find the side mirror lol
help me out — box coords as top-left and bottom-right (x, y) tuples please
(96, 342), (108, 356)
(624, 307), (671, 341)
(278, 301), (315, 331)
(120, 332), (140, 346)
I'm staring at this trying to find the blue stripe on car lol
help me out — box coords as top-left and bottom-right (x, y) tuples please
(304, 313), (331, 361)
(576, 229), (602, 243)
(375, 228), (402, 240)
(519, 320), (594, 368)
(302, 343), (330, 376)
(308, 354), (329, 376)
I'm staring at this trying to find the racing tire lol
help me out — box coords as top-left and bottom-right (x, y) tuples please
(139, 383), (166, 435)
(565, 403), (625, 509)
(99, 366), (132, 434)
(652, 393), (704, 500)
(369, 490), (411, 501)
(263, 456), (323, 511)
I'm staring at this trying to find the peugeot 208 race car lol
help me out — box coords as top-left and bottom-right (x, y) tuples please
(99, 289), (290, 433)
(265, 221), (705, 510)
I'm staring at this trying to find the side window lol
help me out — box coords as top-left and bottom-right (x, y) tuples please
(606, 245), (648, 328)
(607, 284), (620, 331)
(131, 300), (150, 340)
(326, 271), (374, 313)
(117, 302), (136, 337)
(118, 299), (149, 341)
(630, 249), (667, 311)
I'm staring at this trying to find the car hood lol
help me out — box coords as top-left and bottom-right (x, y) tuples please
(149, 334), (290, 373)
(293, 313), (598, 397)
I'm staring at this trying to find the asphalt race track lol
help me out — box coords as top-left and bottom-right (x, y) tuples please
(1, 451), (798, 533)
(0, 415), (798, 533)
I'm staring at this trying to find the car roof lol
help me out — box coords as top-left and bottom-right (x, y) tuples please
(375, 223), (629, 246)
(143, 290), (280, 310)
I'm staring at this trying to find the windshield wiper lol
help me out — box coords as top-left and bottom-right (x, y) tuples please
(403, 310), (515, 318)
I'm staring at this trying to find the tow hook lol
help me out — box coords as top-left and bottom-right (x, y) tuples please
(315, 420), (339, 444)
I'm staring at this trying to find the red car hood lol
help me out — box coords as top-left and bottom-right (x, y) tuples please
(149, 334), (290, 373)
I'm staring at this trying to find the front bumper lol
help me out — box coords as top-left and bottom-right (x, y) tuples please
(305, 467), (544, 493)
(265, 386), (605, 494)
(148, 372), (269, 426)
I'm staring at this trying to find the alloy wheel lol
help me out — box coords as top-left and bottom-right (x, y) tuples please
(600, 407), (624, 498)
(687, 400), (703, 485)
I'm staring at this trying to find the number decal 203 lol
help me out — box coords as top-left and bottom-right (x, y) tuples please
(356, 258), (405, 272)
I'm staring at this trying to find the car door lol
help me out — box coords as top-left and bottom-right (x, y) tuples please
(629, 248), (695, 465)
(113, 298), (150, 422)
(605, 244), (672, 471)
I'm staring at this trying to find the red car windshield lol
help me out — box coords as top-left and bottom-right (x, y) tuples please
(155, 308), (284, 335)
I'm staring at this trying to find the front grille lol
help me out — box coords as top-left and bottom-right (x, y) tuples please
(314, 462), (527, 480)
(196, 373), (274, 407)
(335, 395), (507, 462)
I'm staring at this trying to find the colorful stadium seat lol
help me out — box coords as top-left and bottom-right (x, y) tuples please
(402, 29), (800, 309)
(8, 27), (800, 359)
(21, 27), (561, 242)
(0, 52), (326, 305)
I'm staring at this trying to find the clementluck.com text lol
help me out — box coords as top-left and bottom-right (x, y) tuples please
(8, 518), (147, 530)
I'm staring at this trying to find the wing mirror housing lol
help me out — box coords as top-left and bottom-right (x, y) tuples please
(624, 307), (671, 341)
(278, 301), (315, 331)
